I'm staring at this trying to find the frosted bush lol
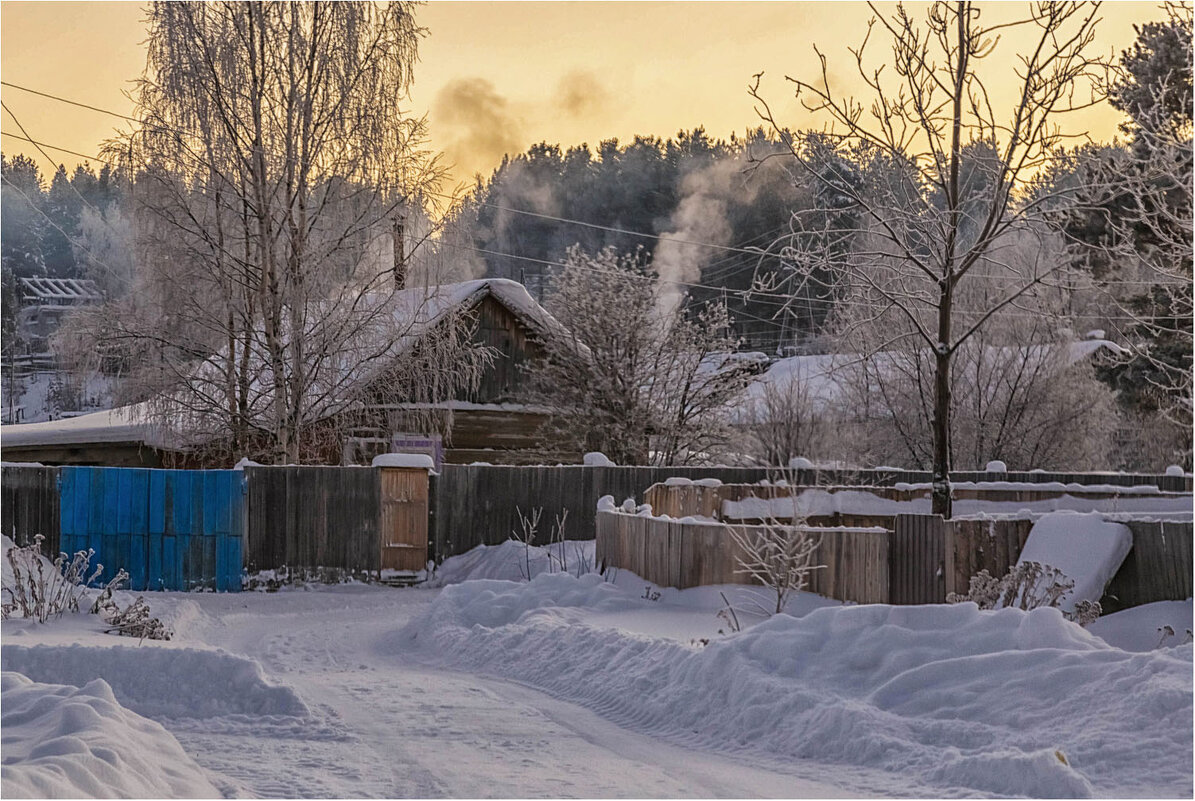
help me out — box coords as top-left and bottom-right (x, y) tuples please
(2, 537), (104, 623)
(947, 561), (1101, 626)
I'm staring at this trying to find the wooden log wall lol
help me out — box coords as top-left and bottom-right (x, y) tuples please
(245, 466), (380, 573)
(0, 465), (60, 556)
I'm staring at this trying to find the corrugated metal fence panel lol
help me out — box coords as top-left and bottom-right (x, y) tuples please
(58, 467), (243, 592)
(1, 465), (60, 556)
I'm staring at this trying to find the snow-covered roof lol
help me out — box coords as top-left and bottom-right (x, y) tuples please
(18, 277), (102, 304)
(744, 339), (1124, 414)
(0, 403), (174, 450)
(0, 280), (568, 452)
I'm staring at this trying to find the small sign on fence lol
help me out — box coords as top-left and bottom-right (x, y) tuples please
(390, 432), (443, 472)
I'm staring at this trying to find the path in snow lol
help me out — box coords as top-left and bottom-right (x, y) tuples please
(169, 588), (882, 799)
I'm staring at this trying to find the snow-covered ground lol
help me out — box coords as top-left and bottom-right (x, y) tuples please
(2, 539), (1191, 798)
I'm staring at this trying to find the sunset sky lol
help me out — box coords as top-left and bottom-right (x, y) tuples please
(0, 1), (1169, 186)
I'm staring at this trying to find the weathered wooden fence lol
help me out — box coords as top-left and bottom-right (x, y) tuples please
(430, 465), (775, 561)
(596, 511), (890, 604)
(1103, 521), (1194, 612)
(1, 464), (60, 555)
(244, 466), (381, 573)
(597, 505), (1193, 609)
(429, 465), (1189, 562)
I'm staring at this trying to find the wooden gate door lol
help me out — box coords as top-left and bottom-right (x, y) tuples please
(378, 467), (429, 572)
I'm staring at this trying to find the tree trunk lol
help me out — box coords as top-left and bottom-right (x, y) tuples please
(932, 289), (954, 518)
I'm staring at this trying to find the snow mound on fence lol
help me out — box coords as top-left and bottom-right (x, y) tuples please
(1018, 512), (1132, 611)
(1, 672), (220, 799)
(406, 575), (1193, 798)
(1, 643), (308, 721)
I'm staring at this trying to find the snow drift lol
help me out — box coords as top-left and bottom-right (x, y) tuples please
(1, 672), (220, 799)
(2, 643), (308, 721)
(406, 572), (1193, 798)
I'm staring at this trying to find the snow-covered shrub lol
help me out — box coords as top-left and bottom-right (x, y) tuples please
(242, 565), (360, 590)
(98, 596), (172, 642)
(947, 561), (1101, 626)
(2, 537), (103, 623)
(510, 506), (543, 581)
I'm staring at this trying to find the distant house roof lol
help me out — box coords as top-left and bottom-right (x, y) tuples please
(18, 277), (103, 304)
(743, 338), (1125, 415)
(1, 279), (567, 455)
(0, 403), (166, 450)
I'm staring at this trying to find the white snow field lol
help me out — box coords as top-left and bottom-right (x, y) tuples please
(1, 539), (1191, 799)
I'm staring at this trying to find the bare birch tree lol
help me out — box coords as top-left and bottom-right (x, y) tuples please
(84, 2), (489, 463)
(749, 1), (1107, 515)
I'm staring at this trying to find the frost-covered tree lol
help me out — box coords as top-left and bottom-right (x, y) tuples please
(89, 1), (490, 463)
(526, 246), (755, 465)
(750, 1), (1107, 515)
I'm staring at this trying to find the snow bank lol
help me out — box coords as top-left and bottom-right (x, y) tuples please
(1, 672), (220, 798)
(432, 539), (597, 586)
(1088, 601), (1194, 652)
(1, 643), (308, 721)
(1018, 512), (1133, 611)
(371, 453), (435, 470)
(406, 577), (1193, 798)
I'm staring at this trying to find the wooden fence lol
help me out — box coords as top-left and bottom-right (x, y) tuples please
(597, 506), (1193, 609)
(1103, 521), (1194, 612)
(245, 466), (381, 573)
(595, 511), (890, 604)
(430, 465), (775, 561)
(1, 465), (60, 556)
(429, 465), (1189, 562)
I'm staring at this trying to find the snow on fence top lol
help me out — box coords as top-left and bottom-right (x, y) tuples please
(371, 453), (435, 471)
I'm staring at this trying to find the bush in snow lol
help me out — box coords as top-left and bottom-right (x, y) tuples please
(947, 561), (1101, 626)
(2, 537), (105, 623)
(93, 594), (172, 642)
(725, 487), (825, 615)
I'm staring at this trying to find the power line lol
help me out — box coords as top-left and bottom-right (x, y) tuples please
(2, 81), (789, 260)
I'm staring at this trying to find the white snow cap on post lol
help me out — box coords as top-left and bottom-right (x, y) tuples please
(372, 453), (435, 471)
(583, 451), (616, 466)
(1165, 465), (1186, 477)
(789, 456), (815, 469)
(596, 494), (617, 512)
(985, 460), (1007, 473)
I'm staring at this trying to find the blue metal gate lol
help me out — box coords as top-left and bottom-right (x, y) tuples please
(59, 467), (244, 592)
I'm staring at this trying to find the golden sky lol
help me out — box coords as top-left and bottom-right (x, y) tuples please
(0, 1), (1169, 185)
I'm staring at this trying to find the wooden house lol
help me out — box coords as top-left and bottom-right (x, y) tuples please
(0, 279), (579, 467)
